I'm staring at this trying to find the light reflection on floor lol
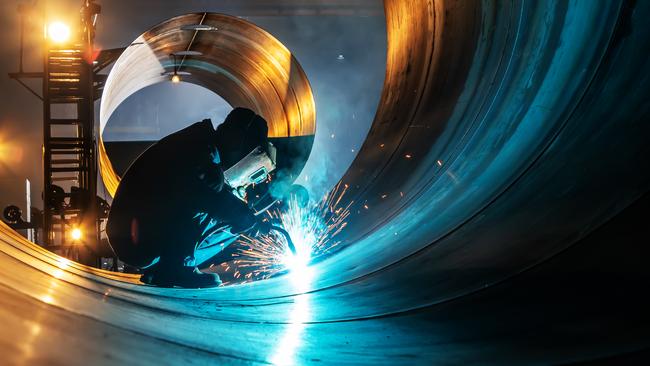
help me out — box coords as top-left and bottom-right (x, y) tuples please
(39, 279), (59, 305)
(269, 258), (314, 365)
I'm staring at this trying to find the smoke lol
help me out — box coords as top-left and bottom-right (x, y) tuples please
(230, 14), (387, 198)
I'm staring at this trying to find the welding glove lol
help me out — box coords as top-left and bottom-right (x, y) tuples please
(229, 212), (257, 234)
(230, 216), (270, 237)
(250, 218), (272, 237)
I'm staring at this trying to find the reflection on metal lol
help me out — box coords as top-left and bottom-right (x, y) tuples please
(270, 265), (314, 365)
(171, 51), (204, 56)
(99, 13), (316, 196)
(180, 24), (219, 31)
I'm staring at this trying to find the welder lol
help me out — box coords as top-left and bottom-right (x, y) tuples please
(106, 107), (277, 288)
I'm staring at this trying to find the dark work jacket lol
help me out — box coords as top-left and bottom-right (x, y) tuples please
(106, 119), (254, 267)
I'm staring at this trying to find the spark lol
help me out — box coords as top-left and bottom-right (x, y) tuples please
(230, 183), (352, 282)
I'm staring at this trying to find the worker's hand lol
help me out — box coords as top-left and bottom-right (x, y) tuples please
(229, 212), (256, 234)
(250, 219), (272, 237)
(228, 215), (270, 237)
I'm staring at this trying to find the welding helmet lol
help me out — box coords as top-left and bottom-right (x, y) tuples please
(215, 108), (278, 213)
(222, 145), (277, 188)
(224, 143), (277, 187)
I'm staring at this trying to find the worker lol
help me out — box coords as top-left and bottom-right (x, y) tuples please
(106, 107), (276, 288)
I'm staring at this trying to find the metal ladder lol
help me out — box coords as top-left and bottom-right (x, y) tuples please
(42, 44), (99, 258)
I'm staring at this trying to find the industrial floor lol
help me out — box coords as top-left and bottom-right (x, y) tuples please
(1, 193), (649, 365)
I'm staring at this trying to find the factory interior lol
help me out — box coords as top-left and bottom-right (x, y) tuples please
(0, 0), (649, 364)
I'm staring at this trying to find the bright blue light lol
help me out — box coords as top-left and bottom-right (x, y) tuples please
(231, 184), (349, 283)
(279, 197), (325, 272)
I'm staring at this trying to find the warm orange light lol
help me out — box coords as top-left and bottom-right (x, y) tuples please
(0, 135), (23, 168)
(70, 227), (83, 241)
(171, 74), (181, 83)
(48, 22), (71, 43)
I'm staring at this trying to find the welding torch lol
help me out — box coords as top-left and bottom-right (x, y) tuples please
(269, 225), (297, 255)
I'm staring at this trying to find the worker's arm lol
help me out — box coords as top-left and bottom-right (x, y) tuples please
(195, 144), (224, 192)
(166, 119), (268, 234)
(158, 119), (224, 191)
(201, 188), (258, 234)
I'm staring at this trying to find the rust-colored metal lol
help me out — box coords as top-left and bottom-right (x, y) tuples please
(99, 13), (316, 197)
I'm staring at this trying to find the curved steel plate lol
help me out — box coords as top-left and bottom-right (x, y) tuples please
(1, 0), (650, 364)
(99, 13), (316, 196)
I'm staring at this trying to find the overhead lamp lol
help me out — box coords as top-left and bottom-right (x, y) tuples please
(162, 70), (191, 77)
(172, 50), (203, 56)
(47, 21), (71, 43)
(162, 70), (191, 83)
(165, 53), (195, 84)
(70, 226), (83, 241)
(180, 24), (218, 31)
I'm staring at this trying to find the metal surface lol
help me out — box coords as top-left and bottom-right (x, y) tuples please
(99, 13), (317, 196)
(1, 0), (650, 364)
(121, 0), (383, 17)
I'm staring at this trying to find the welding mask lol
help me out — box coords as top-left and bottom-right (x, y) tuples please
(223, 143), (278, 213)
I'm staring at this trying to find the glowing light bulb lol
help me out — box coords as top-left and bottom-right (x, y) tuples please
(70, 227), (83, 241)
(48, 22), (71, 43)
(171, 74), (181, 83)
